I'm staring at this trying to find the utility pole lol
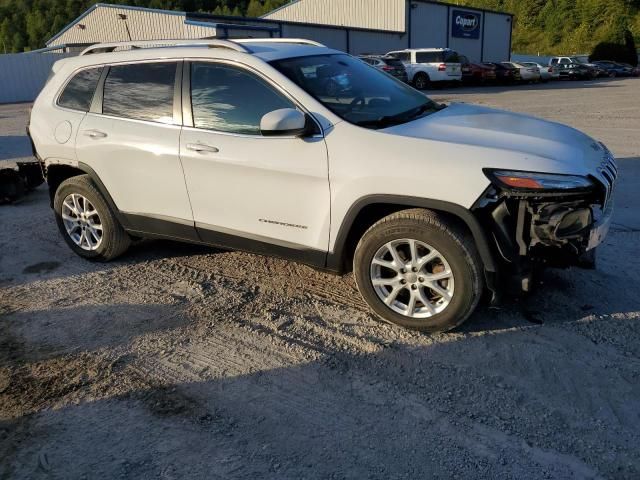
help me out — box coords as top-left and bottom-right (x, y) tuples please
(117, 13), (133, 41)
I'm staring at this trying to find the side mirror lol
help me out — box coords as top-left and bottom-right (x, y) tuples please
(260, 108), (309, 137)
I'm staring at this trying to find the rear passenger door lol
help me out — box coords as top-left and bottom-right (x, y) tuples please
(76, 61), (195, 234)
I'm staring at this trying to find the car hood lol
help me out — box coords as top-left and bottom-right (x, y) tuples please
(382, 102), (604, 174)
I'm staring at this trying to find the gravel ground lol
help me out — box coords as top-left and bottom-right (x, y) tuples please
(1, 78), (640, 479)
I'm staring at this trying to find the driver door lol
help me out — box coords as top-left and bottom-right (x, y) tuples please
(179, 61), (331, 263)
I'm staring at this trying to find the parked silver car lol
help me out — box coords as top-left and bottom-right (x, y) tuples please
(521, 62), (558, 82)
(502, 62), (541, 82)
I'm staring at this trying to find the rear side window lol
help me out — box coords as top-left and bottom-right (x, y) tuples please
(58, 67), (103, 112)
(102, 62), (176, 124)
(416, 52), (443, 63)
(190, 62), (294, 135)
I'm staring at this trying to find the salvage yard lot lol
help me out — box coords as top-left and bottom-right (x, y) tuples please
(1, 78), (640, 479)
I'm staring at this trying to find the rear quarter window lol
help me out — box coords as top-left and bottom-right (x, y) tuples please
(57, 67), (103, 112)
(416, 52), (443, 63)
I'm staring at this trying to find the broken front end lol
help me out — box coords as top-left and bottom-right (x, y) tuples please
(474, 152), (617, 293)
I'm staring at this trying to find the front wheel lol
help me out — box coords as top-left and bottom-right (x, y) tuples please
(353, 209), (484, 333)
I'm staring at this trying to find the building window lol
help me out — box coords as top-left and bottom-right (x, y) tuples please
(102, 62), (176, 124)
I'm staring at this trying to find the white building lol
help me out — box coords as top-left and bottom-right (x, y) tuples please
(46, 1), (513, 61)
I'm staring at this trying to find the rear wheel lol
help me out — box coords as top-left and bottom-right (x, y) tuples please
(413, 72), (430, 90)
(353, 209), (484, 333)
(53, 174), (130, 261)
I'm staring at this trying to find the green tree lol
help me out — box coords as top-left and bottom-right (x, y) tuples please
(246, 0), (263, 17)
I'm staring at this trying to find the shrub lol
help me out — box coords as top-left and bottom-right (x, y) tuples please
(589, 29), (639, 66)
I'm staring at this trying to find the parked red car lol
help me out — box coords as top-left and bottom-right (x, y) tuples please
(483, 62), (521, 83)
(460, 55), (497, 83)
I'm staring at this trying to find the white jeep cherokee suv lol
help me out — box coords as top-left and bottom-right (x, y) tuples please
(386, 48), (462, 89)
(29, 39), (617, 332)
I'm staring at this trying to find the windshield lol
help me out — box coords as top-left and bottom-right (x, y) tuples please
(271, 54), (443, 129)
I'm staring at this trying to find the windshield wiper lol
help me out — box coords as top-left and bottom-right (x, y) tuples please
(355, 101), (445, 129)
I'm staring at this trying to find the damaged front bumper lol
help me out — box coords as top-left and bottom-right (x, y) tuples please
(473, 157), (617, 293)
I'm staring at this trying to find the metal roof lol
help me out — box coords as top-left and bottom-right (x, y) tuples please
(46, 3), (188, 46)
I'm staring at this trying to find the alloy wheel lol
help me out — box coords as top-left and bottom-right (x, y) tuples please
(61, 193), (103, 251)
(370, 238), (454, 318)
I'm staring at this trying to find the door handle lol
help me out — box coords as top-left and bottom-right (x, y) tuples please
(186, 143), (219, 153)
(82, 129), (108, 139)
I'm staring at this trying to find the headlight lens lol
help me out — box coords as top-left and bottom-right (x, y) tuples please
(484, 169), (594, 191)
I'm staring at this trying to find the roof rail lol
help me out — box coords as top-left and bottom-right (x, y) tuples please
(234, 38), (325, 48)
(80, 39), (250, 56)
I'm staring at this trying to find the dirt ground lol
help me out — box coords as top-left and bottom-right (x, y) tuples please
(1, 78), (640, 479)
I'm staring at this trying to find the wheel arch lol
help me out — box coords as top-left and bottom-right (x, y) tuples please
(46, 162), (128, 228)
(326, 195), (497, 276)
(413, 70), (430, 84)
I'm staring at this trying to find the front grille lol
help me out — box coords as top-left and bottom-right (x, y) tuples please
(597, 149), (618, 207)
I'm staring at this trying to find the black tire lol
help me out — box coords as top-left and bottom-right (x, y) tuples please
(53, 174), (130, 261)
(413, 72), (430, 90)
(353, 208), (484, 333)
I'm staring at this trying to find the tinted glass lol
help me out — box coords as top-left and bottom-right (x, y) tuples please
(382, 58), (404, 68)
(444, 51), (460, 63)
(58, 67), (103, 112)
(416, 52), (442, 63)
(190, 63), (294, 135)
(272, 54), (440, 129)
(102, 62), (176, 124)
(390, 52), (410, 62)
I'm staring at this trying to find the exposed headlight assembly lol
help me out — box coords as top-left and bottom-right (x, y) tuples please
(484, 169), (594, 192)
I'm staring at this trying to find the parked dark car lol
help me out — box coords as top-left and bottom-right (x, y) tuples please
(592, 61), (634, 77)
(556, 63), (595, 80)
(358, 55), (409, 82)
(483, 62), (521, 83)
(619, 63), (640, 77)
(459, 55), (497, 83)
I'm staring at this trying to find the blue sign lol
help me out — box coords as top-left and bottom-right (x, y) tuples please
(452, 10), (481, 39)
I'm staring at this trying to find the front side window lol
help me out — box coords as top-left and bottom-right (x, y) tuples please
(190, 62), (294, 135)
(102, 62), (176, 124)
(58, 67), (103, 112)
(271, 54), (442, 129)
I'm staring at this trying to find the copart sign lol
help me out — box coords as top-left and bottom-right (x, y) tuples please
(452, 10), (481, 39)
